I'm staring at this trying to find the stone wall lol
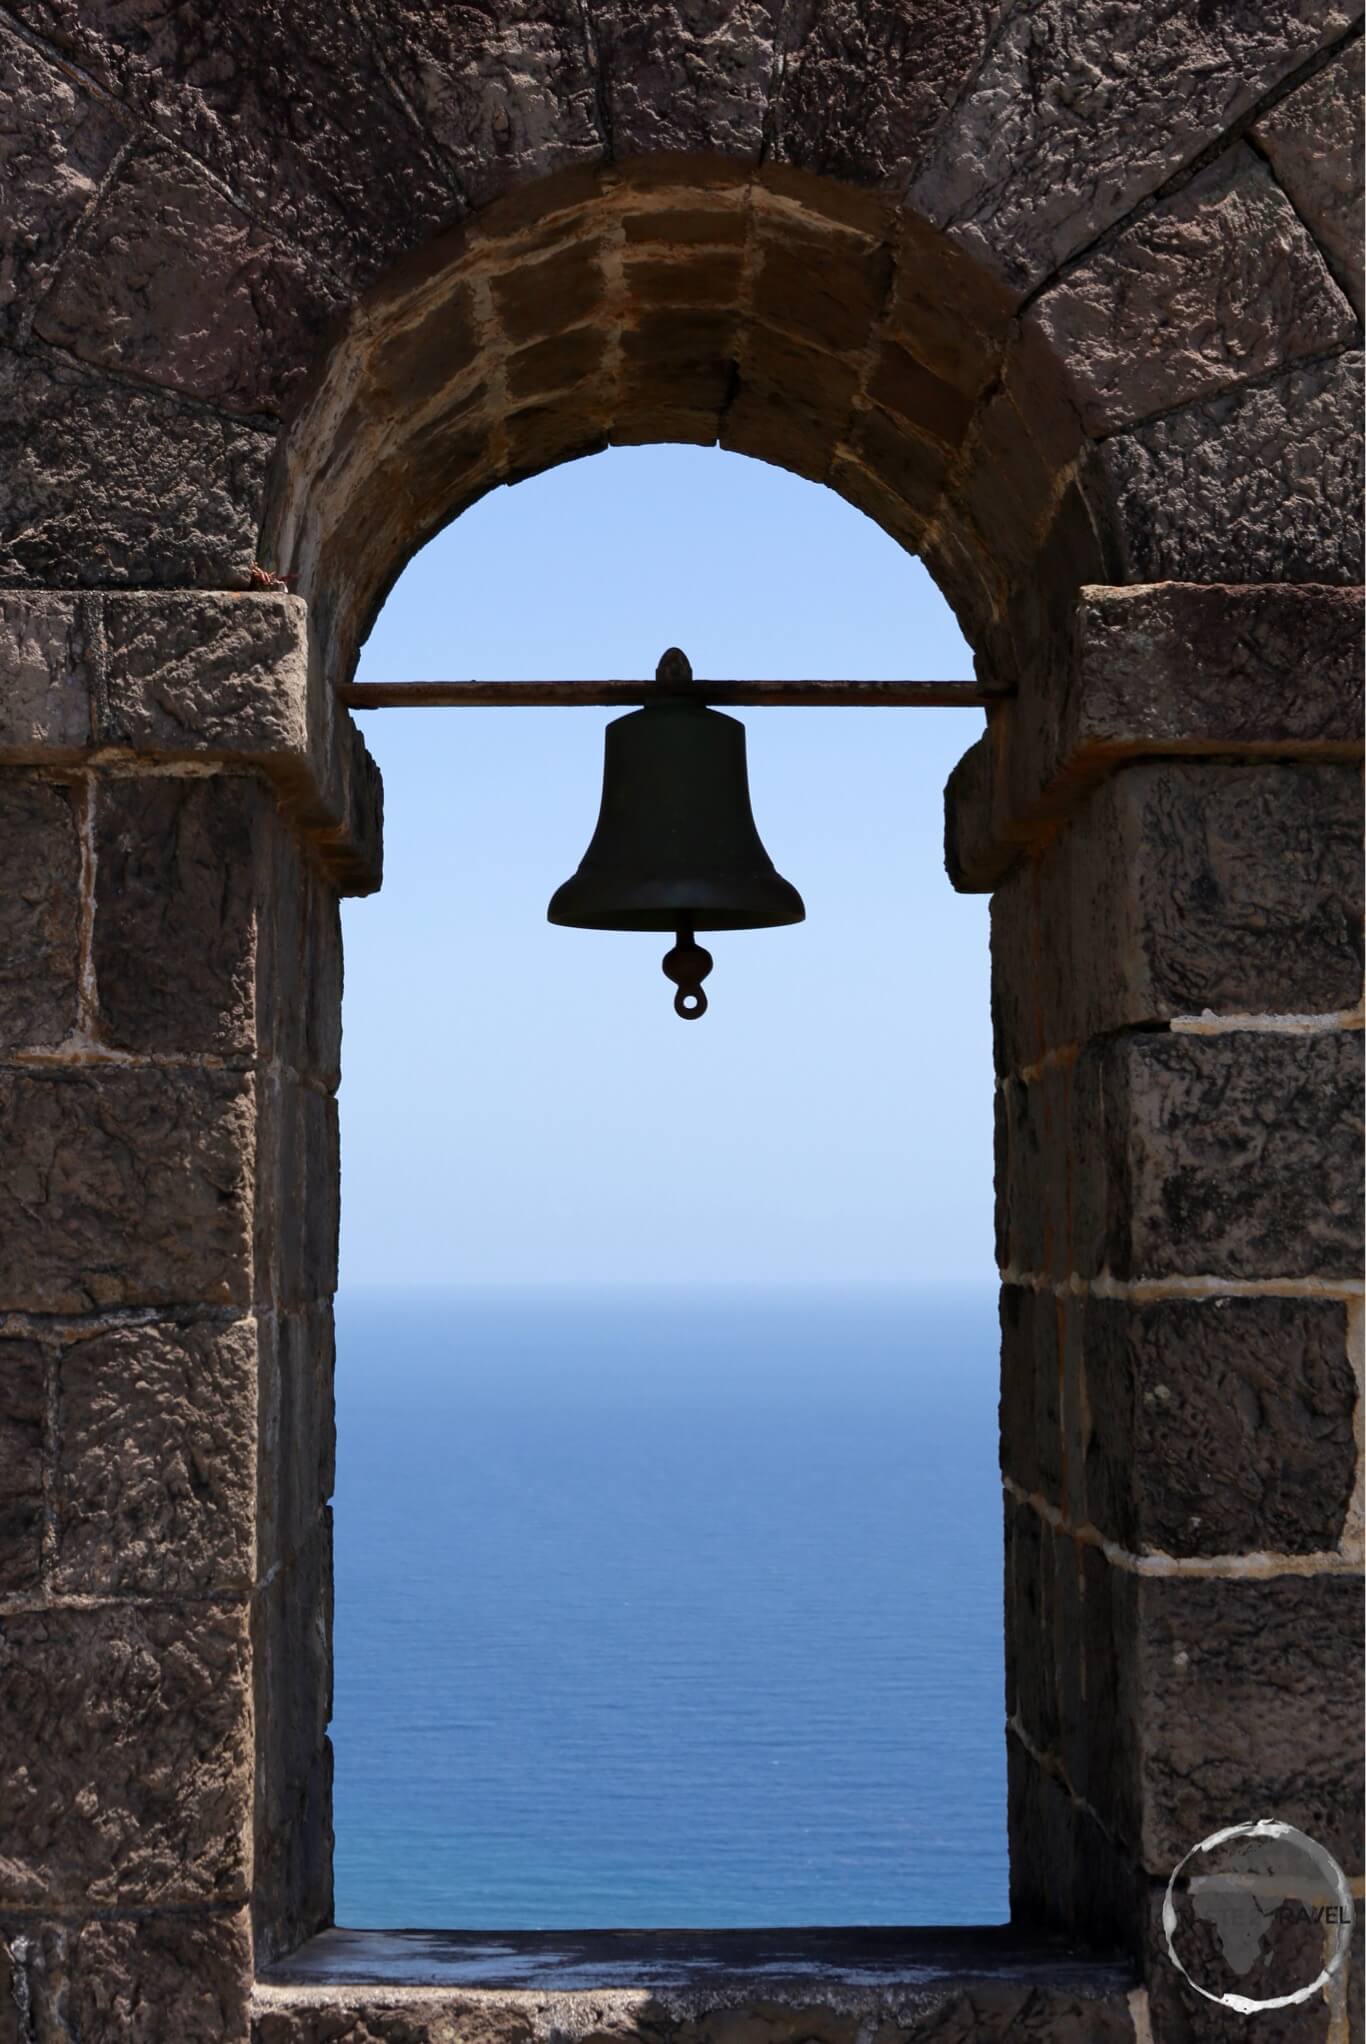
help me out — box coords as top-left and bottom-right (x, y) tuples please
(0, 3), (1361, 2038)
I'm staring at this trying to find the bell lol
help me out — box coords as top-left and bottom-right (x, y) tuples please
(548, 648), (804, 1019)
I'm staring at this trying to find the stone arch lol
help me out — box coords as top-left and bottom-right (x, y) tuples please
(0, 6), (1361, 2039)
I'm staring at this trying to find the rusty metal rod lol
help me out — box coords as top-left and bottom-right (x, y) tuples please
(339, 678), (1002, 709)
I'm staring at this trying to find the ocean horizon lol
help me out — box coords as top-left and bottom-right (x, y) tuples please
(332, 1282), (1008, 1929)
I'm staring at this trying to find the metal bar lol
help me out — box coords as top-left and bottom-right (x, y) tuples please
(339, 678), (1002, 709)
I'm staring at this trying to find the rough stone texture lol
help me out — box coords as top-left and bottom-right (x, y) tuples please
(254, 1518), (333, 1964)
(0, 776), (80, 1049)
(34, 141), (344, 417)
(93, 772), (263, 1058)
(907, 0), (1359, 293)
(1006, 1514), (1365, 1872)
(0, 0), (1360, 2008)
(2, 1909), (252, 2044)
(0, 593), (92, 756)
(1006, 1735), (1141, 1951)
(948, 583), (1365, 895)
(0, 1601), (252, 1906)
(3, 2), (467, 290)
(257, 1304), (335, 1581)
(594, 1), (780, 160)
(0, 22), (130, 341)
(999, 1030), (1363, 1283)
(990, 762), (1364, 1070)
(0, 1067), (255, 1313)
(1096, 350), (1364, 584)
(1134, 1570), (1364, 1873)
(1143, 1880), (1341, 2043)
(0, 347), (274, 587)
(1066, 582), (1363, 753)
(256, 1081), (341, 1313)
(100, 592), (310, 757)
(772, 2), (1005, 187)
(68, 1911), (253, 2044)
(51, 1315), (258, 1596)
(1029, 145), (1357, 434)
(250, 1981), (1140, 2044)
(369, 3), (600, 217)
(256, 809), (344, 1087)
(1001, 1286), (1359, 1556)
(1254, 45), (1365, 317)
(1082, 1294), (1358, 1558)
(0, 1340), (46, 1594)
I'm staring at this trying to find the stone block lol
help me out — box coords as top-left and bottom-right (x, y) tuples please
(880, 207), (1018, 403)
(0, 1602), (252, 1907)
(34, 141), (343, 417)
(0, 594), (94, 759)
(256, 816), (343, 1085)
(69, 1910), (253, 2044)
(752, 217), (892, 360)
(990, 762), (1364, 1071)
(773, 2), (1000, 192)
(257, 1304), (335, 1579)
(1, 1909), (252, 2044)
(93, 773), (263, 1058)
(1, 2), (465, 291)
(1029, 145), (1356, 434)
(491, 240), (605, 347)
(100, 593), (310, 763)
(256, 1081), (340, 1311)
(1080, 1295), (1358, 1558)
(1003, 1494), (1061, 1753)
(253, 1518), (333, 1961)
(1101, 1030), (1362, 1284)
(842, 405), (947, 527)
(1144, 1875), (1338, 2043)
(51, 1315), (258, 1597)
(1066, 584), (1363, 758)
(620, 309), (738, 415)
(865, 339), (975, 453)
(0, 1340), (46, 1594)
(1254, 45), (1365, 318)
(354, 4), (600, 221)
(951, 585), (1366, 892)
(0, 777), (80, 1050)
(1006, 1732), (1141, 1950)
(0, 347), (273, 588)
(0, 24), (129, 340)
(999, 1031), (1362, 1284)
(505, 325), (607, 403)
(1096, 351), (1363, 585)
(998, 1282), (1064, 1509)
(0, 1067), (255, 1314)
(907, 0), (1356, 292)
(595, 1), (777, 161)
(1132, 1571), (1363, 1875)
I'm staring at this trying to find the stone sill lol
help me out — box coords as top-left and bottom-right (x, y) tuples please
(254, 1927), (1140, 2041)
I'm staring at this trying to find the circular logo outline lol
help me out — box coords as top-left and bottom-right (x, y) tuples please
(1162, 1817), (1355, 2014)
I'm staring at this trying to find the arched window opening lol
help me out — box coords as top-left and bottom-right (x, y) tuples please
(333, 443), (1004, 1928)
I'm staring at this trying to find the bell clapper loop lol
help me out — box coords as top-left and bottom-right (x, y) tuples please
(662, 927), (713, 1021)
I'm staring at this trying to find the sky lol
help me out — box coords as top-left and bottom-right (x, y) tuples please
(339, 443), (993, 1286)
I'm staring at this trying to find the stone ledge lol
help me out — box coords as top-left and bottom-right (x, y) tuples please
(0, 590), (381, 896)
(254, 1928), (1139, 2043)
(946, 582), (1364, 891)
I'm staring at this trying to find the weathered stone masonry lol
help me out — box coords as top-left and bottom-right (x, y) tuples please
(0, 5), (1362, 2040)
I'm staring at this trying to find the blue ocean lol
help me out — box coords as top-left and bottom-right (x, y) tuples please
(332, 1285), (1007, 1929)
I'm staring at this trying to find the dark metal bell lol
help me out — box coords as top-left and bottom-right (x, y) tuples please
(548, 648), (804, 1019)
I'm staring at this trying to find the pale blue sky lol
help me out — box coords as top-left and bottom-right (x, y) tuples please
(339, 444), (993, 1285)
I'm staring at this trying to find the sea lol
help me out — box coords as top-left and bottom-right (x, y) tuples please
(332, 1284), (1008, 1929)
